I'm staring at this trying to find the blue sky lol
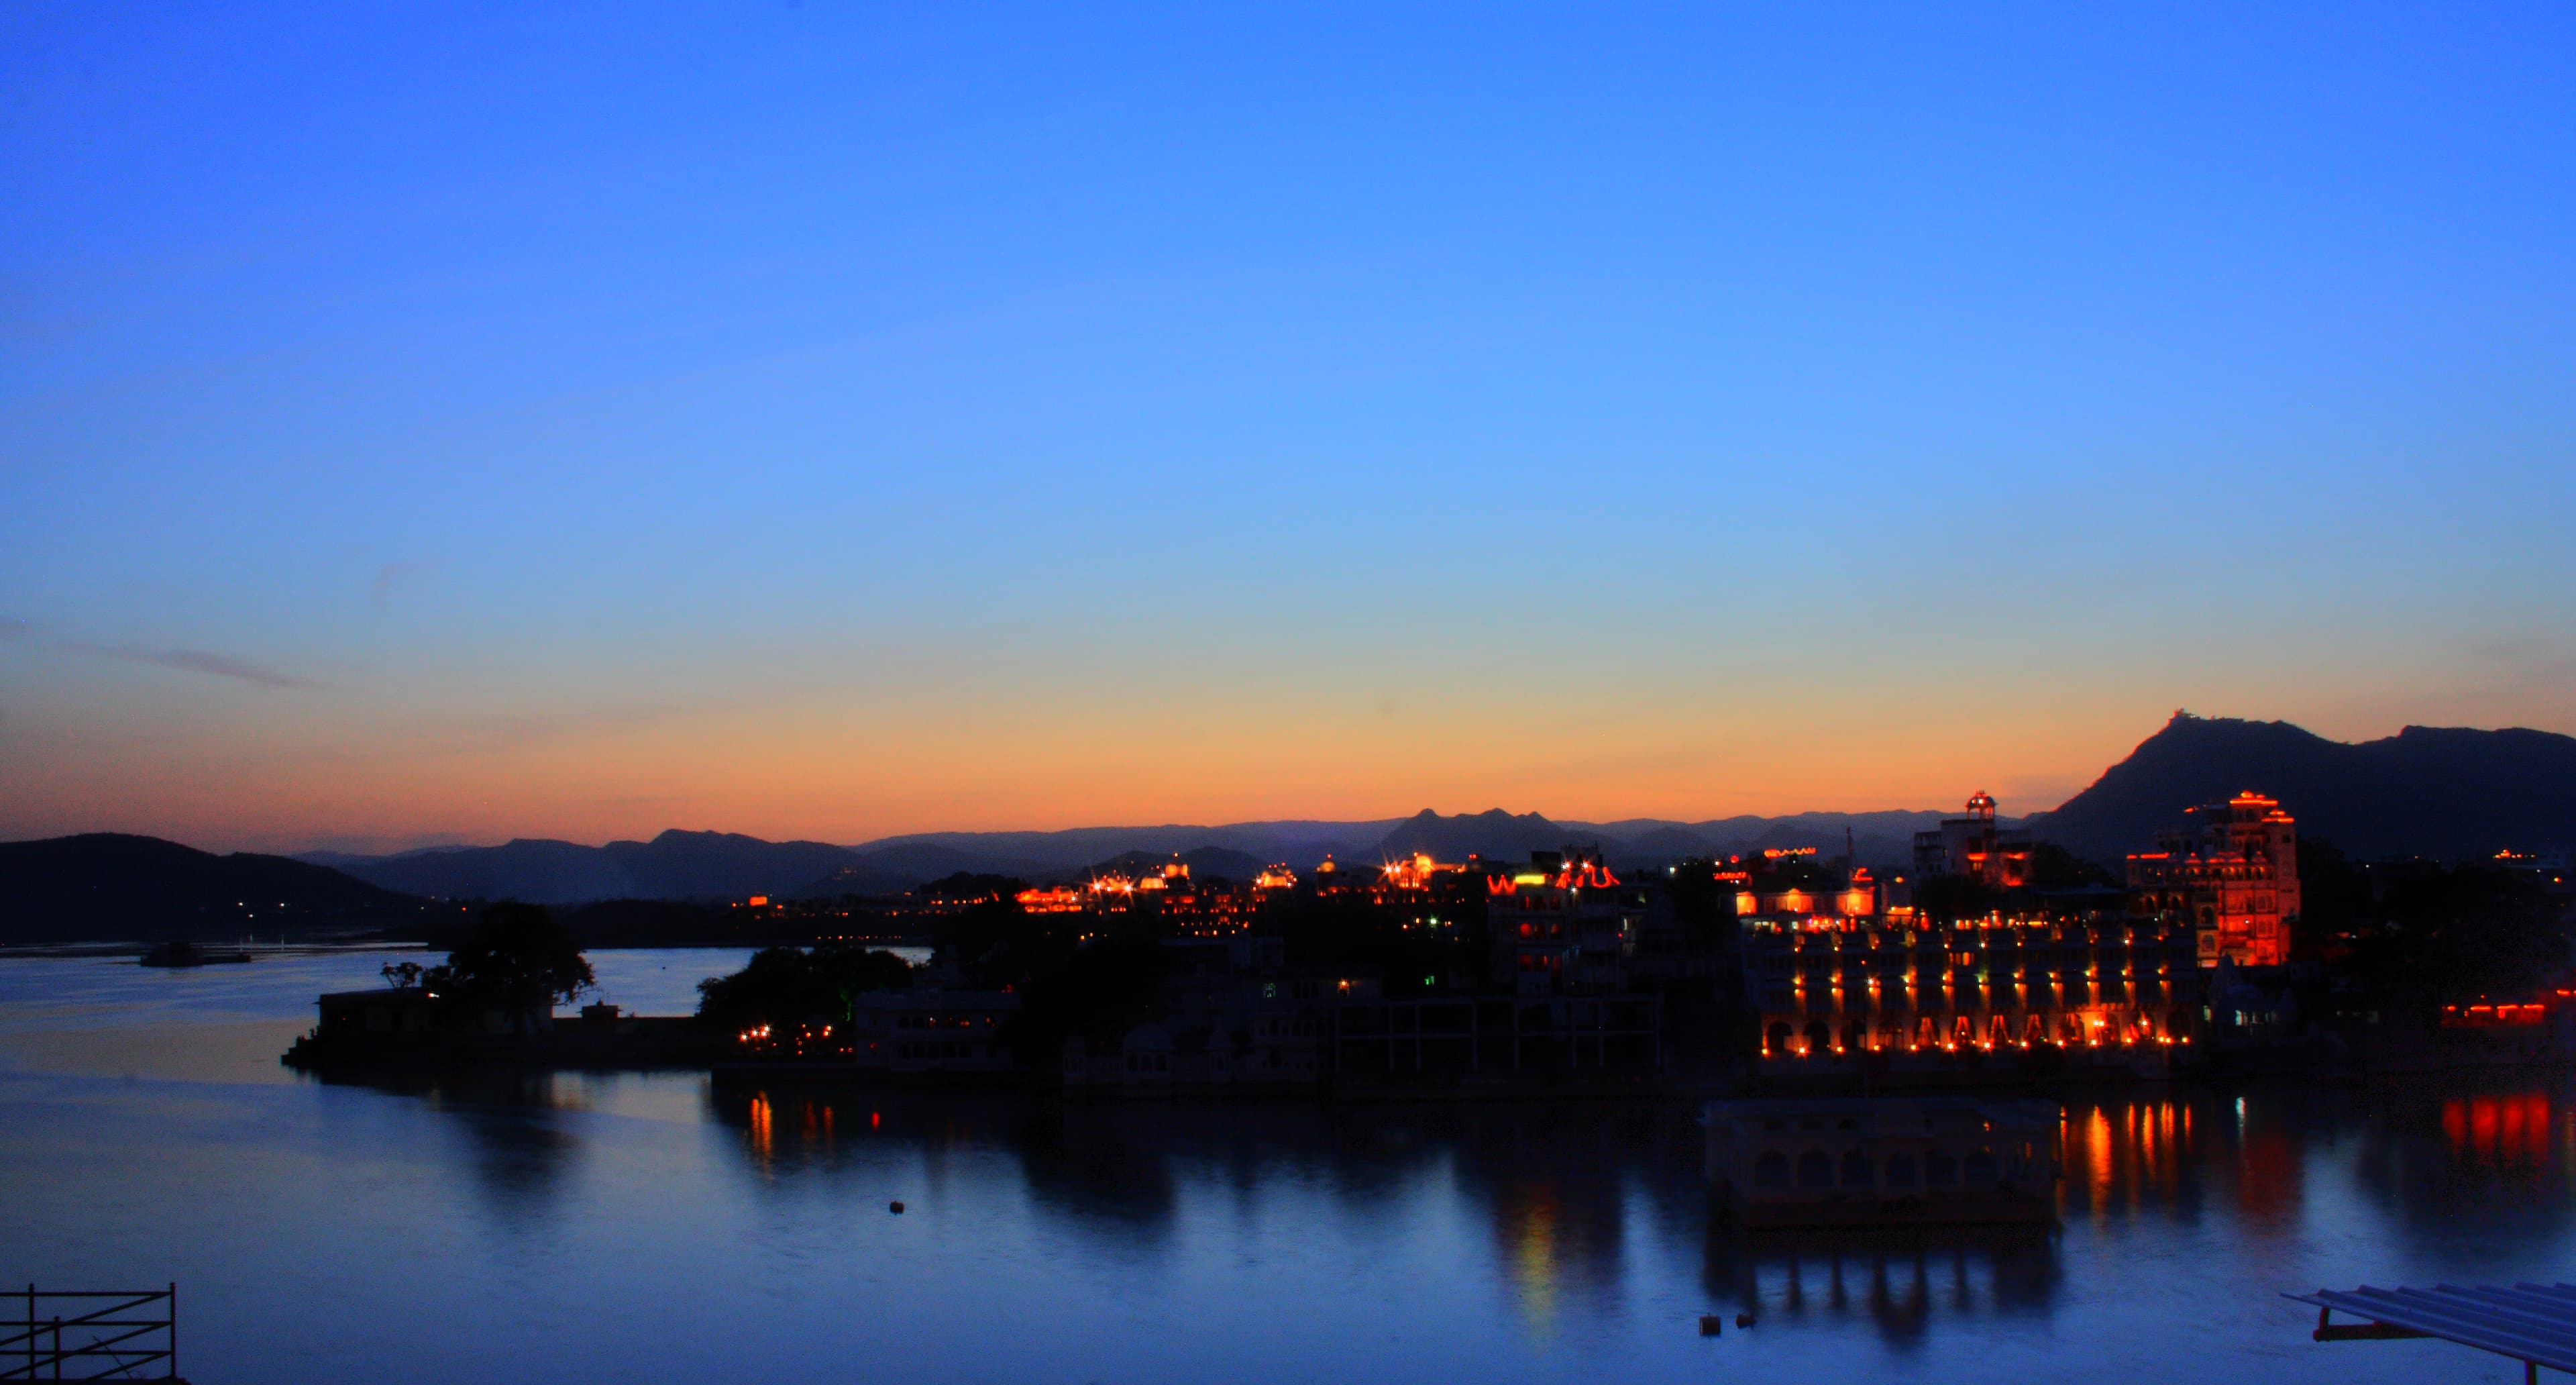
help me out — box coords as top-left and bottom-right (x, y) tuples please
(3, 3), (2572, 852)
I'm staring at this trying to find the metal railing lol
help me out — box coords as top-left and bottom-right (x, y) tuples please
(2, 1286), (176, 1381)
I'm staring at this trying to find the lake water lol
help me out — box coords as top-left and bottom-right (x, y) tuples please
(2, 950), (2569, 1383)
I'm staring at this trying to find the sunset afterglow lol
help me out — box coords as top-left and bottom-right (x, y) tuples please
(5, 7), (2571, 853)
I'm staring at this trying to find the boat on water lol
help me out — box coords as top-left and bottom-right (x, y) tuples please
(1703, 1094), (2061, 1227)
(139, 940), (255, 968)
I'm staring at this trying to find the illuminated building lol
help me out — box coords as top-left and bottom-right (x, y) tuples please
(1913, 791), (2033, 888)
(2126, 791), (2300, 967)
(1370, 852), (1462, 913)
(1487, 849), (1646, 995)
(1377, 852), (1446, 892)
(1739, 911), (2200, 1077)
(1055, 859), (1256, 936)
(1363, 851), (1481, 936)
(1155, 880), (1252, 937)
(1732, 864), (1903, 927)
(1835, 868), (1881, 919)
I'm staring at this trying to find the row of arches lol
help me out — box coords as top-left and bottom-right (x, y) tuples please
(1762, 1009), (2192, 1058)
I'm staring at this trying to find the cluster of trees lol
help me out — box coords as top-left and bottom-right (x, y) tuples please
(694, 945), (913, 1033)
(382, 902), (596, 1037)
(2298, 839), (2572, 1012)
(389, 903), (926, 1043)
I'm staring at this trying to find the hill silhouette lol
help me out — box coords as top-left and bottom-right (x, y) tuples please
(1374, 809), (1582, 863)
(1079, 846), (1270, 883)
(298, 809), (1991, 902)
(850, 821), (1396, 872)
(320, 829), (875, 905)
(0, 833), (434, 944)
(265, 713), (2576, 904)
(2033, 713), (2576, 864)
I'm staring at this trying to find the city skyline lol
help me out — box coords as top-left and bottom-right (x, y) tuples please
(7, 5), (2573, 854)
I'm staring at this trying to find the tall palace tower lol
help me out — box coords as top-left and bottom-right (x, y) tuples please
(2127, 792), (2300, 966)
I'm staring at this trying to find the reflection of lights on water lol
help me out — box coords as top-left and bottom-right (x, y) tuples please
(749, 1093), (773, 1162)
(2088, 1109), (2112, 1208)
(2443, 1094), (2553, 1160)
(1508, 1192), (1559, 1337)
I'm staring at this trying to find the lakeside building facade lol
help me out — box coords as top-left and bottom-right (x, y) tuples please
(1737, 886), (2202, 1078)
(1739, 788), (2171, 1080)
(2126, 792), (2301, 967)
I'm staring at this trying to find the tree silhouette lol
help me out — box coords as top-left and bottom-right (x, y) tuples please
(696, 945), (911, 1033)
(427, 902), (594, 1037)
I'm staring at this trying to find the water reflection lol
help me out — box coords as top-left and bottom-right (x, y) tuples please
(321, 1068), (602, 1211)
(699, 1089), (1707, 1313)
(266, 1062), (2576, 1368)
(2349, 1078), (2576, 1252)
(32, 950), (2576, 1382)
(392, 1072), (2576, 1316)
(1702, 1225), (2061, 1351)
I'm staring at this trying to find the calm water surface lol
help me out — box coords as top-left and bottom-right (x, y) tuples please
(2, 950), (2569, 1383)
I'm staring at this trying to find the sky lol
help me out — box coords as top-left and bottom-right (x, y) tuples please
(3, 2), (2573, 855)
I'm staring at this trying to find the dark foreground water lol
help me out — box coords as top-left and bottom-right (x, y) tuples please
(3, 952), (2570, 1383)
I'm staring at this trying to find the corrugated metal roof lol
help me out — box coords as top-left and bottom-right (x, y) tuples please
(2286, 1282), (2576, 1372)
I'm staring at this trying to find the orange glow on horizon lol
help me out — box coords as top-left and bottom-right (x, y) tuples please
(11, 680), (2544, 856)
